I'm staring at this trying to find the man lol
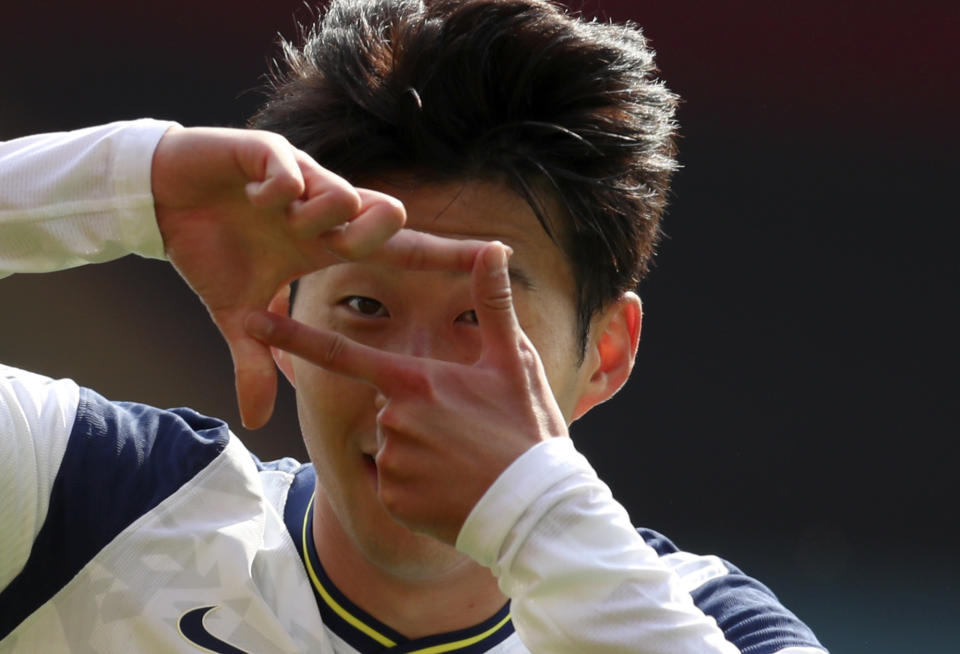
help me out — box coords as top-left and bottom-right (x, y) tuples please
(0, 1), (827, 652)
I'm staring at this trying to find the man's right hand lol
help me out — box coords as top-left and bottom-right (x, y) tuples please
(151, 126), (483, 429)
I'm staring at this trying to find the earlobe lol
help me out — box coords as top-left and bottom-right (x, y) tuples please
(571, 292), (642, 420)
(267, 286), (297, 388)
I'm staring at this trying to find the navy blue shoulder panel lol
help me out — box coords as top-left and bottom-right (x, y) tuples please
(281, 462), (317, 545)
(0, 387), (231, 638)
(637, 528), (827, 654)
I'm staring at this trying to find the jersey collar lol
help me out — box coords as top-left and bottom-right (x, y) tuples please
(284, 465), (515, 654)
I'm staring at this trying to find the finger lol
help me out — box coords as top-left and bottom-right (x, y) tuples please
(241, 134), (306, 208)
(286, 150), (363, 238)
(291, 228), (489, 283)
(244, 310), (420, 395)
(322, 189), (406, 259)
(226, 331), (279, 429)
(473, 242), (523, 366)
(367, 229), (489, 273)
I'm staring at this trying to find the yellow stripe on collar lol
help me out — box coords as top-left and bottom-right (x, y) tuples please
(301, 492), (398, 648)
(407, 614), (512, 654)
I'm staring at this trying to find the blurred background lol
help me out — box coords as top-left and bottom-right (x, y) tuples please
(1, 1), (957, 651)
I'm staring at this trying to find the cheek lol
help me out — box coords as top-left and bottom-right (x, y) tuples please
(292, 360), (375, 457)
(514, 293), (583, 412)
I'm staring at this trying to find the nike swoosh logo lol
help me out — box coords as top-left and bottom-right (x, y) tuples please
(178, 606), (251, 654)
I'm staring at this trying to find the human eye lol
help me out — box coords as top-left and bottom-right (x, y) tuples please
(456, 309), (478, 325)
(342, 296), (390, 318)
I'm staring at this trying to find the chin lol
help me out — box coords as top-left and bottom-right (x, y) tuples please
(316, 464), (479, 583)
(352, 511), (474, 582)
(328, 506), (476, 582)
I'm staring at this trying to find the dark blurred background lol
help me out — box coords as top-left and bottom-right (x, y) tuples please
(1, 1), (957, 651)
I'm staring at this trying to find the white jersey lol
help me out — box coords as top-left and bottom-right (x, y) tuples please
(0, 121), (828, 654)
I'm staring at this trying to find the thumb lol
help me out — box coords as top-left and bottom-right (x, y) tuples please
(473, 242), (521, 366)
(226, 330), (279, 429)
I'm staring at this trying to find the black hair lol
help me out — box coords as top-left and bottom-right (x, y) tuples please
(251, 0), (678, 354)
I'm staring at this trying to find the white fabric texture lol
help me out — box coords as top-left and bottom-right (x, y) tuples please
(458, 437), (740, 654)
(0, 394), (329, 653)
(0, 366), (79, 591)
(0, 119), (172, 277)
(0, 119), (171, 594)
(0, 120), (826, 654)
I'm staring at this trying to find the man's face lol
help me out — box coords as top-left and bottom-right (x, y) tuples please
(289, 180), (594, 575)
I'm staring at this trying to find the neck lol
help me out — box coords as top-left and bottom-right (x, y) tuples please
(312, 490), (507, 639)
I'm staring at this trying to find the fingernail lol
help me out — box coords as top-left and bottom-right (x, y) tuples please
(245, 180), (264, 200)
(486, 243), (507, 273)
(245, 311), (275, 338)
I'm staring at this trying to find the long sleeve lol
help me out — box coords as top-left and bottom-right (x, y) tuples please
(0, 119), (175, 278)
(457, 437), (828, 654)
(0, 119), (172, 592)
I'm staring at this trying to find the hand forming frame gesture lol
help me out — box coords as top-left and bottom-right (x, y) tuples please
(245, 242), (570, 544)
(150, 126), (485, 428)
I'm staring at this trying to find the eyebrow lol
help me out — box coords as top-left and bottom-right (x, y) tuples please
(507, 265), (536, 291)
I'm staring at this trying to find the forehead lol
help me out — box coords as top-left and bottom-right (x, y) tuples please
(378, 179), (548, 235)
(366, 179), (575, 297)
(369, 179), (570, 279)
(294, 179), (580, 321)
(296, 179), (585, 376)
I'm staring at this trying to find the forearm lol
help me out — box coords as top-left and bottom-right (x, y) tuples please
(0, 119), (174, 277)
(457, 438), (739, 654)
(0, 120), (175, 588)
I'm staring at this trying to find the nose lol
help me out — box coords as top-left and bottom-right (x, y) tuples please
(390, 322), (479, 365)
(402, 325), (446, 359)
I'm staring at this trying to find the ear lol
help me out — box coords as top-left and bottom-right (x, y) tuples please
(267, 285), (297, 388)
(571, 292), (642, 420)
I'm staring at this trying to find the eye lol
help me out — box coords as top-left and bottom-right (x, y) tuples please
(342, 296), (389, 318)
(456, 309), (478, 325)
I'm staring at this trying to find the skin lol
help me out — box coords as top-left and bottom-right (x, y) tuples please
(255, 181), (643, 636)
(150, 125), (642, 638)
(152, 126), (486, 427)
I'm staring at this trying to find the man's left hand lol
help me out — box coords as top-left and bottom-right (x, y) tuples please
(245, 242), (569, 544)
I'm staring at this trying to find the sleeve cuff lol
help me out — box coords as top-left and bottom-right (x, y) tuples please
(112, 118), (179, 260)
(455, 437), (595, 569)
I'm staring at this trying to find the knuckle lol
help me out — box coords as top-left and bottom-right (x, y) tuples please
(480, 289), (513, 312)
(326, 184), (362, 217)
(404, 241), (427, 270)
(517, 348), (538, 370)
(235, 364), (272, 387)
(386, 198), (406, 227)
(273, 174), (302, 198)
(377, 405), (403, 432)
(404, 370), (435, 400)
(326, 233), (357, 260)
(263, 130), (293, 150)
(321, 332), (346, 366)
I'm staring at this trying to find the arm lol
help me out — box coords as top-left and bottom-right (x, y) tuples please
(248, 242), (827, 653)
(0, 119), (387, 428)
(0, 121), (171, 591)
(1, 120), (486, 427)
(458, 438), (740, 653)
(0, 120), (171, 276)
(246, 245), (729, 653)
(459, 440), (829, 654)
(0, 119), (483, 589)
